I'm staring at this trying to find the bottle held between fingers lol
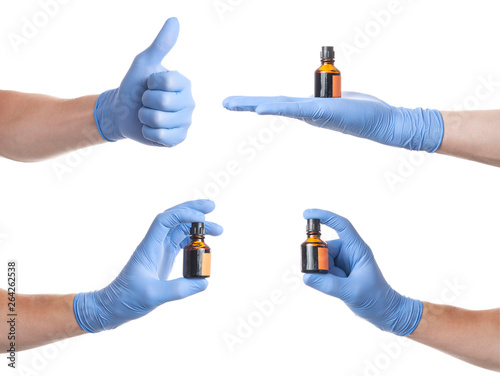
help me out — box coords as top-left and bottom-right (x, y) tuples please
(183, 222), (211, 278)
(301, 218), (329, 273)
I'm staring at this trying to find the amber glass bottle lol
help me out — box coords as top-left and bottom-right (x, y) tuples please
(301, 219), (329, 273)
(183, 222), (211, 278)
(314, 46), (341, 98)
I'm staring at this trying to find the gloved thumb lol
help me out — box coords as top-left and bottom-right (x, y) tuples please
(303, 273), (347, 299)
(141, 17), (180, 65)
(121, 17), (180, 92)
(154, 278), (208, 304)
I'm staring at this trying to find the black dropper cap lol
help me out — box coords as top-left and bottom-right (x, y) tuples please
(190, 222), (205, 236)
(306, 218), (321, 232)
(320, 46), (335, 59)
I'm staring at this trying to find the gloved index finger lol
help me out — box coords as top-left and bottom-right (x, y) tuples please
(147, 208), (205, 244)
(170, 221), (224, 247)
(222, 96), (307, 112)
(304, 209), (360, 243)
(165, 199), (216, 215)
(147, 71), (191, 92)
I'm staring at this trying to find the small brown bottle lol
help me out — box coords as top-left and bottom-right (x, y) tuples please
(301, 218), (329, 273)
(314, 46), (341, 98)
(183, 222), (211, 278)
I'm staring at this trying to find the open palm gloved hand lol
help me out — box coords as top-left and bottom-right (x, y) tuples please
(95, 17), (195, 147)
(302, 209), (422, 336)
(223, 92), (444, 152)
(73, 200), (223, 333)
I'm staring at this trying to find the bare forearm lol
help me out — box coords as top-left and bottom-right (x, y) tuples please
(0, 289), (85, 352)
(409, 302), (500, 371)
(0, 90), (105, 162)
(437, 110), (500, 167)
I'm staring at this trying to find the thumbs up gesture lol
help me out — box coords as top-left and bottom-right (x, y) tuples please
(94, 17), (195, 147)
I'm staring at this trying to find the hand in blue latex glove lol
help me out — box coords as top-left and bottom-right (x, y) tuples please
(95, 17), (195, 147)
(73, 200), (223, 333)
(303, 209), (422, 336)
(223, 92), (444, 152)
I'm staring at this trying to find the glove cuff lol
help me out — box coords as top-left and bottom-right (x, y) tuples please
(392, 296), (423, 336)
(394, 107), (444, 153)
(73, 292), (104, 334)
(94, 89), (122, 142)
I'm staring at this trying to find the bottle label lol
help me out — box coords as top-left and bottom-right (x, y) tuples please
(301, 244), (329, 272)
(183, 248), (211, 278)
(332, 74), (341, 97)
(318, 247), (328, 270)
(202, 252), (211, 276)
(315, 72), (341, 98)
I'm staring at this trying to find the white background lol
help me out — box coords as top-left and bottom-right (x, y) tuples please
(1, 0), (500, 375)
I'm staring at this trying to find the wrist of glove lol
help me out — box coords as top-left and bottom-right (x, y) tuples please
(94, 89), (121, 142)
(351, 286), (423, 336)
(74, 288), (122, 333)
(391, 107), (444, 153)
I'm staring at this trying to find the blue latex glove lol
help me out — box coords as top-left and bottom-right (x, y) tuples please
(95, 17), (195, 147)
(73, 200), (223, 333)
(223, 92), (444, 152)
(303, 209), (422, 336)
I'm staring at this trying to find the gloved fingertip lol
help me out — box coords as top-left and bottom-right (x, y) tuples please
(141, 126), (173, 147)
(303, 208), (338, 222)
(163, 16), (180, 35)
(303, 272), (329, 289)
(221, 98), (251, 112)
(206, 222), (224, 236)
(226, 104), (244, 111)
(303, 208), (321, 219)
(303, 273), (316, 286)
(204, 220), (223, 234)
(194, 198), (215, 206)
(303, 274), (311, 285)
(194, 199), (216, 213)
(159, 137), (183, 148)
(190, 278), (209, 293)
(157, 278), (208, 303)
(145, 136), (171, 147)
